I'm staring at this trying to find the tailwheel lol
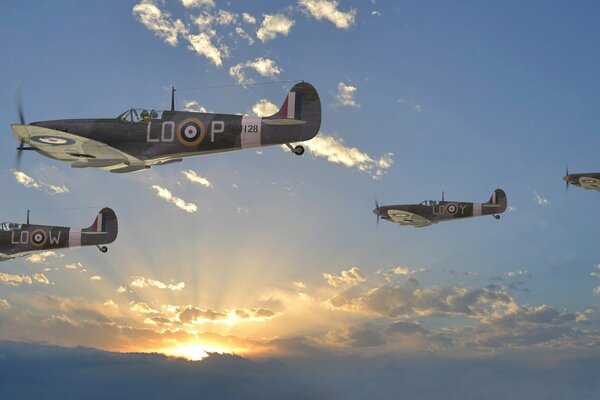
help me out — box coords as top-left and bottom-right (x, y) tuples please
(97, 245), (108, 253)
(493, 215), (500, 220)
(285, 143), (305, 156)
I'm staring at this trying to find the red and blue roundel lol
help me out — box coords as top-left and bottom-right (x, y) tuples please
(446, 203), (459, 216)
(177, 118), (206, 147)
(30, 229), (48, 247)
(31, 136), (76, 146)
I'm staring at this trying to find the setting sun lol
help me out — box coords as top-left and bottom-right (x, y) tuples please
(163, 343), (233, 361)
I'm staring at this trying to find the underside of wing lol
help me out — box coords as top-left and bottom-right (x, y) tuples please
(387, 209), (432, 227)
(11, 124), (144, 170)
(578, 176), (600, 191)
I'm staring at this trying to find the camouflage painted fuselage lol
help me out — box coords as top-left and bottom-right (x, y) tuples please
(564, 173), (600, 191)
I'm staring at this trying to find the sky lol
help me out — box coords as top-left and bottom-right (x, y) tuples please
(1, 0), (600, 398)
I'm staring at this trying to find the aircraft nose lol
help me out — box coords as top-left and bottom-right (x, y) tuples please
(372, 208), (379, 215)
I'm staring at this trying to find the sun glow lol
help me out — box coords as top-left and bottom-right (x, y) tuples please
(163, 343), (233, 361)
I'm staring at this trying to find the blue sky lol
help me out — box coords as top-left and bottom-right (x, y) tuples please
(1, 0), (600, 397)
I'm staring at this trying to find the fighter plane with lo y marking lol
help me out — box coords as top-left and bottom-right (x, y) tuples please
(0, 208), (118, 262)
(373, 189), (508, 228)
(11, 82), (321, 173)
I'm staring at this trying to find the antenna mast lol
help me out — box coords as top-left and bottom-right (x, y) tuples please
(26, 209), (30, 225)
(171, 86), (176, 112)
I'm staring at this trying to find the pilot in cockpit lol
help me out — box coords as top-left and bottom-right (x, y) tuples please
(141, 110), (151, 121)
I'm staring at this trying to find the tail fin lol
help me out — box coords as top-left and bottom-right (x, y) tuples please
(487, 189), (507, 212)
(82, 208), (118, 244)
(265, 81), (321, 141)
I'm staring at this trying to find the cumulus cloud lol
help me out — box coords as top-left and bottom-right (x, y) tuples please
(12, 170), (69, 195)
(180, 0), (214, 8)
(132, 0), (186, 46)
(298, 0), (356, 29)
(296, 134), (394, 179)
(256, 14), (295, 42)
(532, 191), (549, 205)
(229, 57), (282, 85)
(215, 10), (237, 25)
(182, 170), (213, 188)
(26, 251), (60, 264)
(251, 99), (279, 117)
(242, 12), (257, 25)
(323, 267), (366, 288)
(326, 323), (386, 347)
(151, 185), (197, 213)
(594, 286), (600, 295)
(183, 100), (209, 113)
(0, 299), (11, 310)
(130, 276), (185, 291)
(0, 272), (50, 287)
(186, 32), (228, 67)
(334, 82), (359, 108)
(90, 275), (102, 282)
(235, 26), (254, 45)
(178, 306), (278, 324)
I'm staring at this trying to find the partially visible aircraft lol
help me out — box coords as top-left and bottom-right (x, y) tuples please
(11, 82), (321, 173)
(373, 189), (507, 228)
(0, 208), (117, 262)
(563, 168), (600, 191)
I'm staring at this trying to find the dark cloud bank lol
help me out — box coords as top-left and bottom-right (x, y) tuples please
(0, 341), (598, 399)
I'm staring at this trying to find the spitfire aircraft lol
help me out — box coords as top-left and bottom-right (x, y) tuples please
(0, 208), (117, 262)
(563, 168), (600, 191)
(373, 189), (508, 227)
(11, 82), (321, 173)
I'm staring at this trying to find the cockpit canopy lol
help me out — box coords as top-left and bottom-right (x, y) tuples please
(0, 222), (22, 231)
(117, 108), (164, 123)
(420, 200), (438, 206)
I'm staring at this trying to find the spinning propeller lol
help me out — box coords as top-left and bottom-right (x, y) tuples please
(565, 166), (570, 192)
(374, 199), (380, 226)
(14, 93), (26, 167)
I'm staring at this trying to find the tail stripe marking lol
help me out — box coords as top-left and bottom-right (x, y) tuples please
(69, 228), (81, 248)
(294, 91), (302, 120)
(287, 92), (296, 119)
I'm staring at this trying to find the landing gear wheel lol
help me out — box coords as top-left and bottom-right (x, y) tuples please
(493, 215), (500, 220)
(97, 245), (108, 253)
(293, 145), (304, 156)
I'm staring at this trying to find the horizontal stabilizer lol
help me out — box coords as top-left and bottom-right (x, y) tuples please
(71, 159), (127, 168)
(263, 118), (306, 126)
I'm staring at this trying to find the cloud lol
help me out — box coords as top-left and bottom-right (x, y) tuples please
(256, 14), (295, 42)
(132, 0), (186, 46)
(26, 251), (60, 264)
(298, 134), (394, 179)
(11, 169), (69, 195)
(215, 10), (237, 25)
(0, 272), (50, 287)
(334, 82), (359, 108)
(90, 275), (102, 282)
(371, 10), (381, 17)
(235, 27), (254, 45)
(251, 99), (279, 117)
(397, 98), (422, 113)
(183, 100), (209, 113)
(186, 32), (228, 67)
(117, 286), (128, 294)
(507, 270), (532, 278)
(326, 323), (386, 347)
(0, 299), (10, 310)
(64, 262), (86, 272)
(532, 191), (549, 205)
(182, 170), (213, 188)
(178, 306), (278, 324)
(130, 276), (185, 291)
(180, 0), (214, 8)
(151, 185), (198, 213)
(242, 12), (257, 24)
(130, 302), (160, 315)
(594, 286), (600, 296)
(229, 58), (282, 85)
(298, 0), (356, 29)
(323, 267), (366, 287)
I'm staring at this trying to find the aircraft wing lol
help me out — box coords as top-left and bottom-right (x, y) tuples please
(578, 176), (600, 191)
(11, 124), (143, 168)
(387, 209), (432, 227)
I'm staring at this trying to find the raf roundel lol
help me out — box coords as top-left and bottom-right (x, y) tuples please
(177, 118), (206, 147)
(31, 136), (76, 146)
(446, 203), (459, 216)
(30, 229), (48, 247)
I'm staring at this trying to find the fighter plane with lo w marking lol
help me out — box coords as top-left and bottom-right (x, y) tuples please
(11, 82), (320, 173)
(373, 189), (508, 228)
(0, 208), (118, 262)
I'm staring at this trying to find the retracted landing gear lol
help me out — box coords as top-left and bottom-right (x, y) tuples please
(97, 245), (108, 253)
(493, 215), (501, 220)
(285, 143), (304, 156)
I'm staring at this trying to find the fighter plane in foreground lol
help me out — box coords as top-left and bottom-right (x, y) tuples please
(0, 208), (117, 262)
(374, 189), (507, 228)
(563, 168), (600, 191)
(11, 82), (320, 173)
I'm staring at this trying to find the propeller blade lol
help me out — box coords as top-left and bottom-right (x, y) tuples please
(565, 166), (570, 193)
(374, 199), (380, 227)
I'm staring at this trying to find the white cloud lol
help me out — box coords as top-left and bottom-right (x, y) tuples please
(229, 57), (282, 85)
(183, 100), (209, 113)
(26, 251), (60, 264)
(182, 169), (213, 188)
(64, 262), (86, 272)
(130, 276), (185, 291)
(397, 98), (422, 113)
(215, 10), (237, 25)
(507, 270), (532, 278)
(295, 134), (394, 179)
(117, 286), (128, 294)
(0, 272), (49, 286)
(251, 99), (279, 117)
(236, 207), (249, 215)
(151, 185), (198, 213)
(256, 14), (295, 42)
(181, 0), (214, 8)
(594, 286), (600, 296)
(32, 273), (50, 285)
(298, 0), (356, 29)
(90, 275), (102, 281)
(0, 299), (10, 310)
(242, 12), (257, 25)
(11, 169), (69, 195)
(130, 302), (160, 314)
(532, 191), (549, 205)
(186, 32), (228, 67)
(235, 26), (254, 45)
(323, 267), (366, 287)
(334, 82), (360, 108)
(371, 10), (381, 17)
(133, 0), (186, 46)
